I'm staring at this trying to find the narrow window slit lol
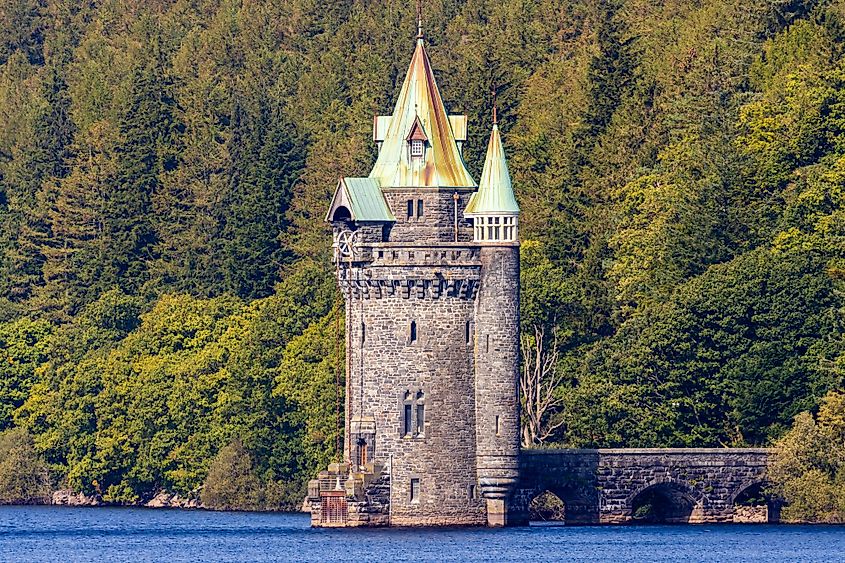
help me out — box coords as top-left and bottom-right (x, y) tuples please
(410, 478), (420, 503)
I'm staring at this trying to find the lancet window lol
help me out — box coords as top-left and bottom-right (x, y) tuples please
(401, 389), (426, 438)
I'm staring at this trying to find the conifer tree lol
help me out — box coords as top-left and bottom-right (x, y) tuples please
(0, 63), (74, 303)
(102, 22), (179, 296)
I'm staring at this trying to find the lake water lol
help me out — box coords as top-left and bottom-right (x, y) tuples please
(2, 507), (845, 562)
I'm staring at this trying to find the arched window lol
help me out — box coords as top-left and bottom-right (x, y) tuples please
(332, 206), (352, 221)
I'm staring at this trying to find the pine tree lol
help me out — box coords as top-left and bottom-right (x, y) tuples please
(219, 91), (304, 299)
(102, 22), (179, 295)
(0, 64), (74, 303)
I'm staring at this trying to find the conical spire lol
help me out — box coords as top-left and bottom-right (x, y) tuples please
(368, 31), (475, 188)
(465, 121), (519, 215)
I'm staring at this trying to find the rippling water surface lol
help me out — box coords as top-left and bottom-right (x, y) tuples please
(3, 506), (845, 562)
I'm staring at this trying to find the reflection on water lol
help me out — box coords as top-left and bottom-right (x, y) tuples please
(2, 506), (845, 562)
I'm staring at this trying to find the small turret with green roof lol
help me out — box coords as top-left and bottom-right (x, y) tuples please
(465, 110), (520, 243)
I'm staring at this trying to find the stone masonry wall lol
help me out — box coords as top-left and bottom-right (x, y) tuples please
(340, 246), (487, 526)
(514, 449), (773, 525)
(382, 189), (475, 243)
(474, 245), (521, 509)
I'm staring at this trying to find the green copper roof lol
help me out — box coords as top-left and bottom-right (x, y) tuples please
(465, 124), (520, 215)
(325, 177), (396, 222)
(368, 38), (476, 189)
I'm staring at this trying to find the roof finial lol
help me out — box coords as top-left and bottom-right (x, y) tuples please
(416, 0), (424, 40)
(492, 90), (498, 125)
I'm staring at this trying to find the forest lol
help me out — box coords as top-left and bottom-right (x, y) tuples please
(0, 0), (843, 510)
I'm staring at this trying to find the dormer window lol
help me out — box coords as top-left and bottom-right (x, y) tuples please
(410, 139), (424, 158)
(406, 116), (428, 162)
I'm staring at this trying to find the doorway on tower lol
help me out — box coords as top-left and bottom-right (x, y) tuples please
(349, 418), (376, 471)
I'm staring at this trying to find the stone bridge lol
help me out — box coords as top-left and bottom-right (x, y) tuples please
(510, 448), (777, 525)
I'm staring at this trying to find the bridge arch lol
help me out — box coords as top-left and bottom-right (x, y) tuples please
(626, 478), (704, 524)
(729, 479), (769, 505)
(730, 480), (780, 523)
(522, 480), (598, 525)
(528, 490), (566, 524)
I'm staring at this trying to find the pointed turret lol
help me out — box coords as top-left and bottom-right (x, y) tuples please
(368, 34), (475, 188)
(471, 114), (521, 527)
(465, 118), (519, 243)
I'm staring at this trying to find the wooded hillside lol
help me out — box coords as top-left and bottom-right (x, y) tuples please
(0, 0), (843, 506)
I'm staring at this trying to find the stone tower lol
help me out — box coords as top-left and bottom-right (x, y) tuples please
(465, 113), (521, 526)
(308, 23), (521, 527)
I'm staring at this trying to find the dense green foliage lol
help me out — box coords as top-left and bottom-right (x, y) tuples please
(0, 427), (50, 504)
(0, 0), (843, 506)
(201, 439), (263, 510)
(770, 391), (845, 522)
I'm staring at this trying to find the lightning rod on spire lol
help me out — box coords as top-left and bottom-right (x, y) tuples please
(417, 0), (424, 39)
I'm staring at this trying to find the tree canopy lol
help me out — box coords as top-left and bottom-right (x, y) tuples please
(0, 0), (843, 506)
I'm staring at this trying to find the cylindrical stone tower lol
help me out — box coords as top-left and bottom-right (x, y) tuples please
(474, 245), (520, 525)
(466, 120), (521, 526)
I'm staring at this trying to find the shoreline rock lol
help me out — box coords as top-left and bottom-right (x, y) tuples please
(9, 489), (303, 513)
(50, 489), (204, 509)
(144, 491), (203, 509)
(51, 490), (102, 507)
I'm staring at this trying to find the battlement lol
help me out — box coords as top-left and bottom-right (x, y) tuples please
(367, 243), (480, 267)
(336, 244), (483, 300)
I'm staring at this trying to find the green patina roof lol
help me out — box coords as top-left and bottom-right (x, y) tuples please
(368, 37), (476, 189)
(325, 177), (396, 222)
(465, 124), (520, 215)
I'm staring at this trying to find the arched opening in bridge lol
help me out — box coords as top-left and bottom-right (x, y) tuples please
(733, 482), (780, 523)
(529, 490), (566, 526)
(630, 483), (696, 524)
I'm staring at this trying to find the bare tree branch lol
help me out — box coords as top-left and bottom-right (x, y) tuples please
(520, 323), (566, 447)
